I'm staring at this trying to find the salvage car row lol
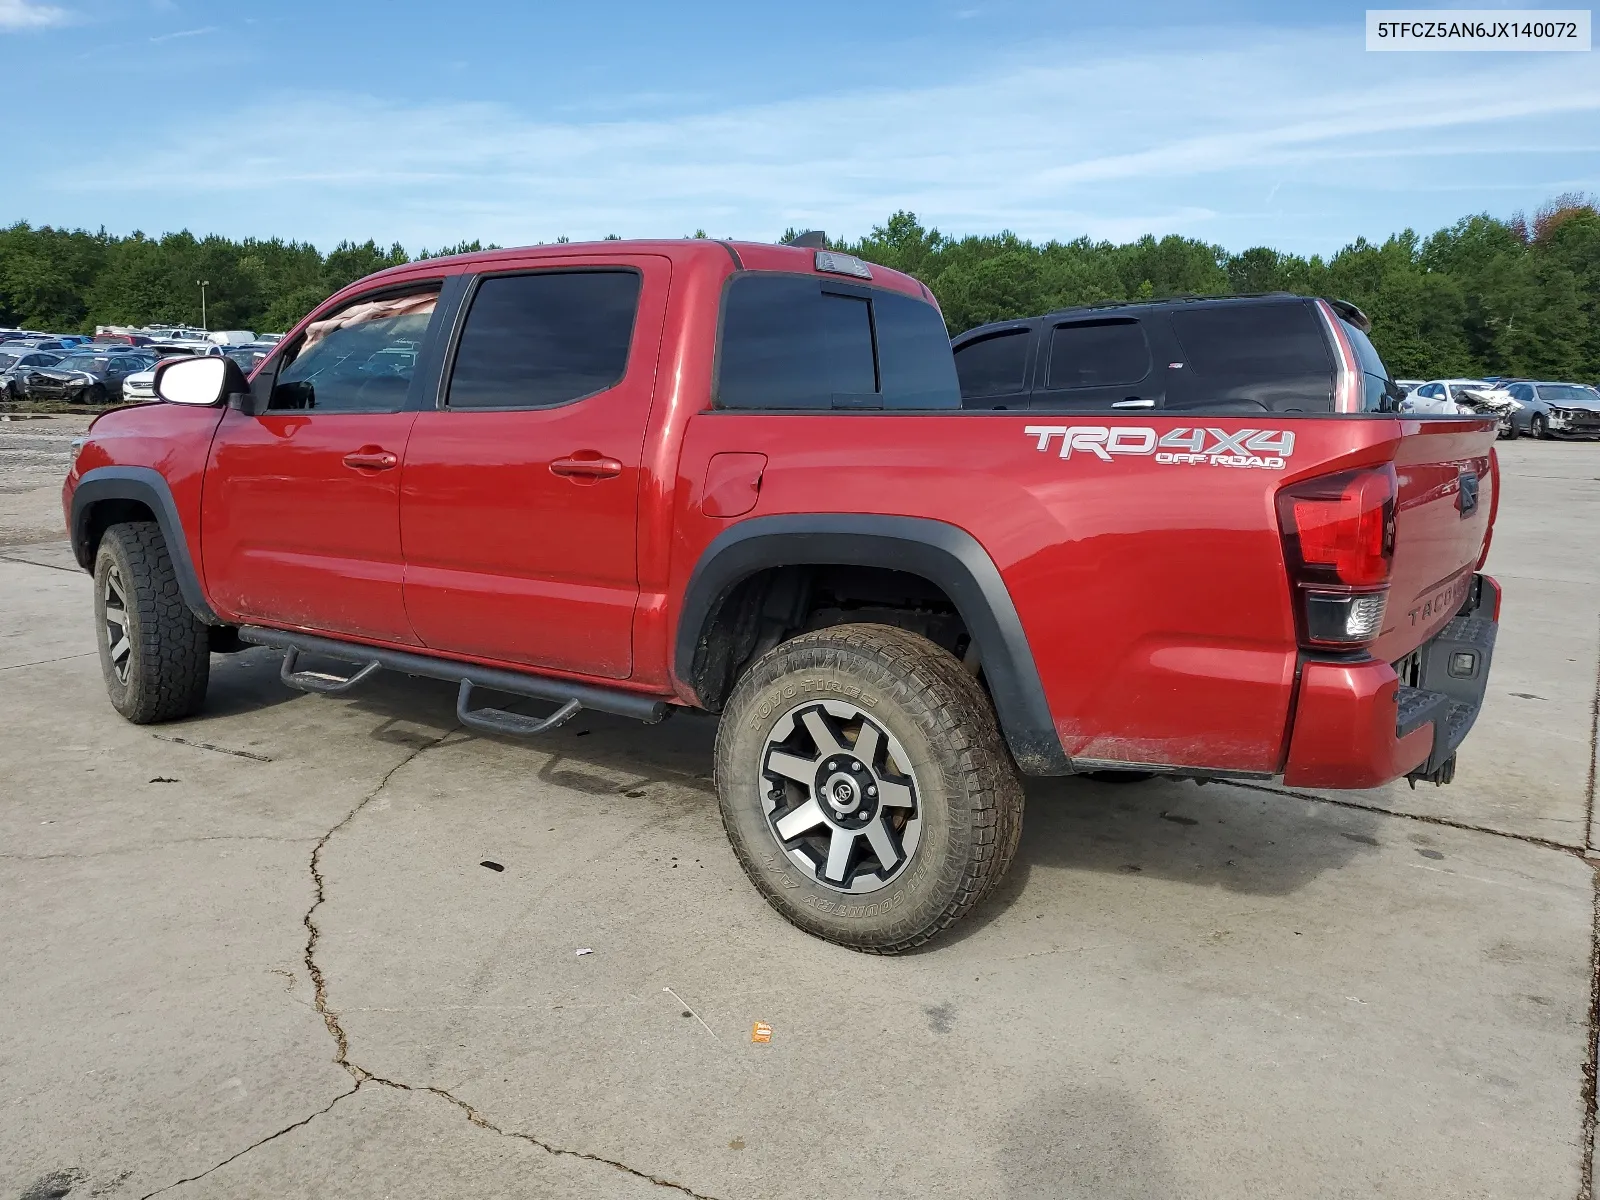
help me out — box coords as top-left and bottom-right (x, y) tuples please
(1396, 377), (1600, 439)
(0, 325), (283, 404)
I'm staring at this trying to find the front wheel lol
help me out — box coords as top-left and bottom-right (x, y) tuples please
(715, 623), (1024, 953)
(1531, 413), (1551, 440)
(94, 522), (210, 723)
(77, 384), (106, 405)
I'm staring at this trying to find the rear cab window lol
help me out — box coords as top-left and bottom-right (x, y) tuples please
(716, 273), (960, 411)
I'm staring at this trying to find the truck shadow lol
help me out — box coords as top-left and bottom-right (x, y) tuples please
(952, 772), (1384, 937)
(194, 653), (1383, 936)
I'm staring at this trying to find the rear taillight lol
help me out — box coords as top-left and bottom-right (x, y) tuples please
(1276, 464), (1397, 649)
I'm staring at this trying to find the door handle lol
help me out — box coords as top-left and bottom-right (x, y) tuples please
(550, 453), (623, 481)
(342, 448), (398, 471)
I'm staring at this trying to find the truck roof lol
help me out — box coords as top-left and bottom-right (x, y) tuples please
(352, 239), (933, 303)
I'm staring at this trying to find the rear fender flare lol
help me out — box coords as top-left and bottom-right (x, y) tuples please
(675, 514), (1070, 775)
(70, 466), (220, 624)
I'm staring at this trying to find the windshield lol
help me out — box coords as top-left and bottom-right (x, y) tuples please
(1538, 384), (1600, 405)
(56, 355), (109, 371)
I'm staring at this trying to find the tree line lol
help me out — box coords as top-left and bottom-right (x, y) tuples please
(2, 197), (1596, 381)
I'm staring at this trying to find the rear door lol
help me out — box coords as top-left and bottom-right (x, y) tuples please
(399, 254), (669, 679)
(1027, 316), (1163, 411)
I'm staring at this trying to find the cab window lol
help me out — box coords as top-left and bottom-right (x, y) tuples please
(270, 288), (439, 412)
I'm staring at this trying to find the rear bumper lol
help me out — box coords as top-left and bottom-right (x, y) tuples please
(1282, 575), (1499, 789)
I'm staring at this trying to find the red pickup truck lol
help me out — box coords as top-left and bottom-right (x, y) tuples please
(64, 238), (1500, 952)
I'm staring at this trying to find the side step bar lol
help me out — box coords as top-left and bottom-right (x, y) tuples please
(239, 626), (669, 731)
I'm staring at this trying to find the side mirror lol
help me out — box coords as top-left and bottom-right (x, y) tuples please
(154, 356), (251, 407)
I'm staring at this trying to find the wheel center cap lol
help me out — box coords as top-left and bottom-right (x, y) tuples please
(826, 774), (862, 814)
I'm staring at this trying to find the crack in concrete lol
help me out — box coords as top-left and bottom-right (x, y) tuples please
(1585, 613), (1599, 853)
(0, 835), (315, 862)
(286, 726), (724, 1196)
(303, 733), (457, 1082)
(0, 651), (96, 672)
(1581, 866), (1600, 1200)
(358, 1075), (725, 1199)
(0, 552), (79, 573)
(135, 1084), (361, 1199)
(1217, 778), (1587, 858)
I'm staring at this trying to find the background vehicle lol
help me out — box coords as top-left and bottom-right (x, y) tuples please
(120, 355), (191, 404)
(19, 349), (157, 403)
(1401, 379), (1490, 415)
(222, 343), (273, 374)
(0, 347), (62, 397)
(63, 239), (1501, 953)
(205, 329), (257, 346)
(1500, 381), (1600, 438)
(950, 294), (1402, 413)
(1407, 380), (1524, 438)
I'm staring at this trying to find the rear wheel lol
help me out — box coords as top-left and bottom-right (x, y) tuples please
(716, 623), (1024, 953)
(1531, 413), (1551, 440)
(93, 522), (209, 723)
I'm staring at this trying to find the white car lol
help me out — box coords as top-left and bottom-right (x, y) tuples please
(1403, 379), (1490, 414)
(121, 356), (192, 404)
(1404, 378), (1523, 438)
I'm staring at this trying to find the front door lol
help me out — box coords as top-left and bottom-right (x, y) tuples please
(200, 285), (443, 643)
(399, 256), (669, 679)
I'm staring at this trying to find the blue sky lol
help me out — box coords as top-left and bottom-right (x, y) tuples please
(3, 0), (1597, 255)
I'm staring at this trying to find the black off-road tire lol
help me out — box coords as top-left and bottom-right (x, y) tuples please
(715, 623), (1024, 954)
(93, 522), (209, 723)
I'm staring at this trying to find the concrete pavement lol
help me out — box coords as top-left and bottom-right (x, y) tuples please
(1, 428), (1597, 1199)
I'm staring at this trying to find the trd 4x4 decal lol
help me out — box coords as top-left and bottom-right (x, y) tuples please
(1025, 425), (1295, 469)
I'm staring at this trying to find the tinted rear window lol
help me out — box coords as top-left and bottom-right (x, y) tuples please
(1045, 321), (1150, 389)
(1167, 301), (1334, 412)
(954, 329), (1029, 399)
(717, 274), (959, 410)
(1170, 303), (1330, 380)
(448, 271), (640, 410)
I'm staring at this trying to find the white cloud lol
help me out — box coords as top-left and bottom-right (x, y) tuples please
(47, 26), (1600, 251)
(0, 0), (68, 30)
(149, 25), (216, 42)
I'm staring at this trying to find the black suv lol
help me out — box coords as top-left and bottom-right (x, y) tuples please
(951, 294), (1400, 414)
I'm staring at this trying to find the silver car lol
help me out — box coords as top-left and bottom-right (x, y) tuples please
(1500, 381), (1600, 439)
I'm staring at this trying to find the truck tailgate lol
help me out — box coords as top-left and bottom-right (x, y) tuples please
(1370, 418), (1497, 665)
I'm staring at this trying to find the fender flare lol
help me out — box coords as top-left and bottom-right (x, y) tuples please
(674, 514), (1070, 775)
(70, 466), (221, 624)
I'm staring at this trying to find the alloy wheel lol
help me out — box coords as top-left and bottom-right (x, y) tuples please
(760, 699), (922, 894)
(103, 565), (132, 684)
